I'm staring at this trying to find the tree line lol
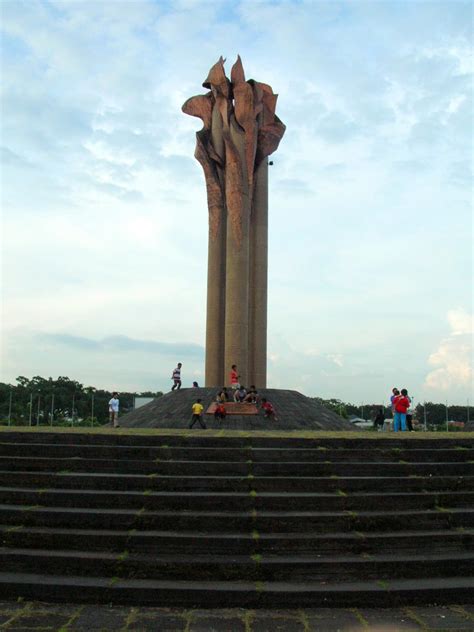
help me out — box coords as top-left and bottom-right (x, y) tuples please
(0, 376), (163, 426)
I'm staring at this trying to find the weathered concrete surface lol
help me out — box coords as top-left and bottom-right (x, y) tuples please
(183, 57), (285, 388)
(119, 388), (357, 430)
(0, 600), (473, 630)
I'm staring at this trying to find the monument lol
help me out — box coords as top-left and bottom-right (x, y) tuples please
(120, 57), (356, 431)
(182, 56), (285, 388)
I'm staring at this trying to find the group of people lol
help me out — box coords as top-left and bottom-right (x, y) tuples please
(390, 387), (414, 432)
(372, 388), (414, 432)
(189, 362), (277, 429)
(190, 392), (277, 428)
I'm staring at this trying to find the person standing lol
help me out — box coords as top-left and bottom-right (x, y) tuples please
(373, 408), (385, 431)
(393, 389), (410, 432)
(390, 388), (399, 414)
(108, 392), (120, 428)
(171, 363), (182, 390)
(189, 398), (206, 429)
(406, 393), (414, 431)
(230, 364), (240, 390)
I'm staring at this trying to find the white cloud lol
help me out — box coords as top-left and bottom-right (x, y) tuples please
(424, 309), (473, 392)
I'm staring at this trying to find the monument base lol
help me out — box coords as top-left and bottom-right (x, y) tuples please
(120, 388), (357, 431)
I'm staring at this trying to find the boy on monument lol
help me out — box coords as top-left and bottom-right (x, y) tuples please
(245, 385), (259, 404)
(234, 385), (247, 403)
(261, 398), (278, 421)
(189, 398), (206, 429)
(230, 364), (240, 390)
(214, 402), (226, 421)
(171, 363), (182, 390)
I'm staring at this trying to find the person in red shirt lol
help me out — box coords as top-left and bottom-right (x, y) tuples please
(393, 388), (410, 432)
(214, 402), (226, 421)
(261, 398), (278, 421)
(230, 364), (240, 390)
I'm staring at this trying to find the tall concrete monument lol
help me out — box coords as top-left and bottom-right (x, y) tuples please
(183, 56), (285, 387)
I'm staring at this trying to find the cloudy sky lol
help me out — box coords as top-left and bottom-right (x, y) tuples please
(1, 0), (472, 405)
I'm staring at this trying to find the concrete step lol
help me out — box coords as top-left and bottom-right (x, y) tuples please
(0, 571), (473, 607)
(1, 431), (472, 608)
(2, 442), (472, 462)
(1, 456), (472, 477)
(1, 470), (471, 493)
(1, 486), (473, 512)
(1, 547), (473, 582)
(1, 525), (473, 555)
(1, 432), (472, 450)
(1, 503), (473, 532)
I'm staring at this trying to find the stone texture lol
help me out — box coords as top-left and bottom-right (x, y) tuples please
(119, 388), (357, 430)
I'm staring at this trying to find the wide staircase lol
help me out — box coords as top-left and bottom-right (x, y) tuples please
(0, 431), (473, 607)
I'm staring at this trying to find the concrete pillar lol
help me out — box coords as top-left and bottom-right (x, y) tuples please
(205, 106), (226, 387)
(224, 118), (250, 388)
(248, 159), (268, 388)
(205, 215), (226, 386)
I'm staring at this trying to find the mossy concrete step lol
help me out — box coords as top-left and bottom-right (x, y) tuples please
(0, 572), (473, 607)
(2, 525), (473, 555)
(2, 456), (472, 477)
(2, 442), (473, 462)
(1, 470), (471, 493)
(1, 431), (473, 607)
(1, 504), (473, 532)
(1, 487), (473, 512)
(1, 547), (473, 582)
(1, 431), (473, 450)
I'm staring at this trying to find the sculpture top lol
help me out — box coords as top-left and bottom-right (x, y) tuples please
(182, 56), (285, 246)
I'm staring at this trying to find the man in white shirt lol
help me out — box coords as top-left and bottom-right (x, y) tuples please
(108, 392), (120, 428)
(171, 363), (182, 391)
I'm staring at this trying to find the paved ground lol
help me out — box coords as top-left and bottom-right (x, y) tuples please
(0, 601), (474, 631)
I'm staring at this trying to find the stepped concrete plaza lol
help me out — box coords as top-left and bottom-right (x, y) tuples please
(0, 429), (473, 608)
(120, 388), (357, 430)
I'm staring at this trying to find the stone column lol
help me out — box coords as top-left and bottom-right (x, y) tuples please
(204, 105), (226, 386)
(224, 118), (250, 387)
(248, 158), (268, 387)
(205, 216), (226, 386)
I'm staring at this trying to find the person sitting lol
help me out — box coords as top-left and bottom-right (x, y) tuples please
(192, 381), (199, 388)
(234, 385), (247, 403)
(245, 385), (259, 404)
(261, 397), (278, 421)
(214, 402), (226, 421)
(216, 388), (230, 403)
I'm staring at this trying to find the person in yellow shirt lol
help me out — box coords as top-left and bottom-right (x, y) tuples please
(189, 398), (206, 429)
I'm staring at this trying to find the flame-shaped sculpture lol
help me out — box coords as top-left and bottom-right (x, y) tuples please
(182, 57), (285, 388)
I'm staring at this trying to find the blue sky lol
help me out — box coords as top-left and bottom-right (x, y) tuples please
(1, 0), (472, 405)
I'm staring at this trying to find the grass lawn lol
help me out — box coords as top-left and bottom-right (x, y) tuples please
(1, 425), (473, 440)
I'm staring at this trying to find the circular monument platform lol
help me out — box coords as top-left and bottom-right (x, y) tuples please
(120, 388), (357, 431)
